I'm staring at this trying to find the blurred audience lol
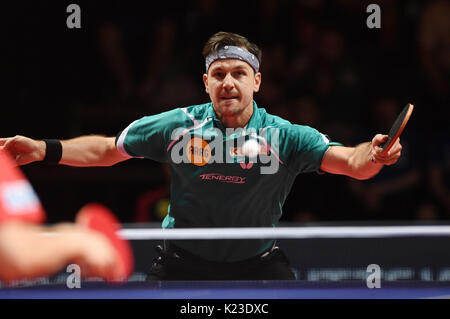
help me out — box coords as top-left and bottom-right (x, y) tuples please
(134, 164), (171, 223)
(426, 131), (450, 219)
(348, 97), (424, 220)
(417, 0), (450, 137)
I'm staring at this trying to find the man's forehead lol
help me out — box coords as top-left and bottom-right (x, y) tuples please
(209, 59), (253, 72)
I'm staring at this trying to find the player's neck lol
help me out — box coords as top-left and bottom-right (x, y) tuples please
(218, 102), (254, 129)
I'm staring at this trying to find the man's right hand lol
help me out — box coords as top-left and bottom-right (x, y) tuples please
(0, 135), (46, 165)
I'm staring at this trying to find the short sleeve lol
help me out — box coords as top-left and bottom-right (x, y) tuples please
(115, 108), (191, 163)
(281, 125), (342, 174)
(0, 149), (46, 224)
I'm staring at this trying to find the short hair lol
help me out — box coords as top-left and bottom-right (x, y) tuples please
(202, 32), (262, 66)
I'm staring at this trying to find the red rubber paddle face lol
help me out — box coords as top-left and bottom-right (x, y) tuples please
(76, 203), (134, 282)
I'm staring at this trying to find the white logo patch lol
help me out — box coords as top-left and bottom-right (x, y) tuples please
(321, 134), (330, 144)
(0, 180), (41, 214)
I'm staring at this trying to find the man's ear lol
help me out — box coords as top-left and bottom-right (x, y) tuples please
(203, 74), (209, 93)
(254, 72), (262, 93)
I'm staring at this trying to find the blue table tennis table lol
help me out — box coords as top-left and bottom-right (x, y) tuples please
(1, 280), (450, 299)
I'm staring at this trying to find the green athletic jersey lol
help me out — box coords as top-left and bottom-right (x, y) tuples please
(116, 101), (341, 262)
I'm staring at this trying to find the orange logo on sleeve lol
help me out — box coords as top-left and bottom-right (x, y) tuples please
(186, 137), (211, 166)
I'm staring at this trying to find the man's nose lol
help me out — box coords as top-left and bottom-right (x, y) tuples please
(223, 73), (234, 90)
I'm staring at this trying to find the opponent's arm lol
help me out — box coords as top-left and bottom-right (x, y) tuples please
(320, 134), (402, 180)
(0, 135), (129, 167)
(0, 221), (119, 282)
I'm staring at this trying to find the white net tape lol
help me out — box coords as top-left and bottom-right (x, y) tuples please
(117, 226), (450, 240)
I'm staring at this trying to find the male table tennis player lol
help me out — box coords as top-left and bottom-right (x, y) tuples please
(0, 148), (131, 283)
(0, 32), (402, 280)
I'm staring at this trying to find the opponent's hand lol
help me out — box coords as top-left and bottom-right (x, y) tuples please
(0, 136), (46, 165)
(74, 227), (124, 282)
(370, 134), (402, 165)
(75, 203), (134, 283)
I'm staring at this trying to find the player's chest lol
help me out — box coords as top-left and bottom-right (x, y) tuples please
(170, 134), (285, 189)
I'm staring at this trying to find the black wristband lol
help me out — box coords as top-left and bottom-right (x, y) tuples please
(43, 139), (62, 164)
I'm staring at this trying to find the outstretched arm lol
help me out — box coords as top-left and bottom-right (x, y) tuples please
(60, 135), (129, 166)
(320, 134), (402, 180)
(0, 221), (120, 282)
(0, 135), (129, 167)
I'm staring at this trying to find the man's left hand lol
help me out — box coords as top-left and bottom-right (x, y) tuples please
(370, 134), (402, 165)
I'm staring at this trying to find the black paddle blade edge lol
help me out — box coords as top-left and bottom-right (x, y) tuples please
(379, 104), (412, 150)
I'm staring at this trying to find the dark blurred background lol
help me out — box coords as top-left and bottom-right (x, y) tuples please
(1, 0), (449, 224)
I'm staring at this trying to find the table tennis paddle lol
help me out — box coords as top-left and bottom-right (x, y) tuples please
(379, 103), (414, 154)
(76, 203), (134, 283)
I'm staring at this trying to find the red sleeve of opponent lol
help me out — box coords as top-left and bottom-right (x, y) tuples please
(0, 149), (46, 224)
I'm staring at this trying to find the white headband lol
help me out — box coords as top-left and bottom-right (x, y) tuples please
(205, 45), (260, 73)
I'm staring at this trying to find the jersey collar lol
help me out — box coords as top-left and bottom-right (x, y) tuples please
(206, 101), (261, 130)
